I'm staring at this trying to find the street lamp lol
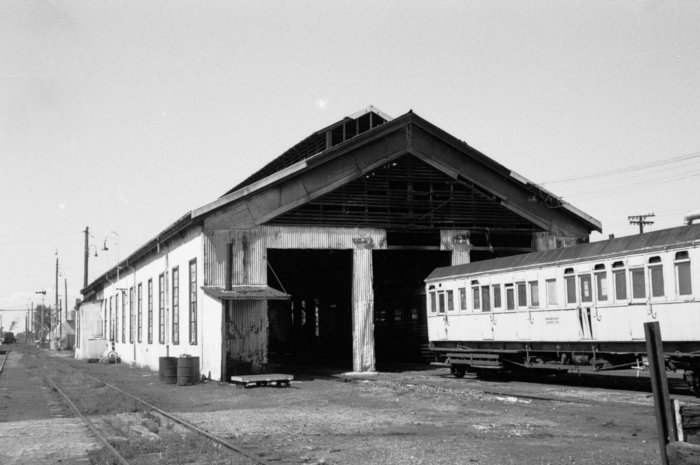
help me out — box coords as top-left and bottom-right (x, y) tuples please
(102, 231), (120, 282)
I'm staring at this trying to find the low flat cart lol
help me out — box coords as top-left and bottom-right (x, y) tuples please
(230, 373), (293, 388)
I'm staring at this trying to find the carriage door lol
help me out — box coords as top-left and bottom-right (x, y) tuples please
(578, 274), (595, 340)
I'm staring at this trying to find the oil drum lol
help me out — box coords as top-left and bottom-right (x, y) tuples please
(177, 355), (195, 386)
(159, 356), (177, 384)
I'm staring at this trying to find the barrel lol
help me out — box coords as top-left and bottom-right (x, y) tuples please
(177, 355), (196, 386)
(159, 357), (177, 385)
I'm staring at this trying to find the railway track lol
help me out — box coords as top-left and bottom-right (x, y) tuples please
(31, 351), (275, 465)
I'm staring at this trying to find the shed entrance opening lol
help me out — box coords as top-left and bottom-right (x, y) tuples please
(373, 249), (451, 367)
(267, 249), (353, 368)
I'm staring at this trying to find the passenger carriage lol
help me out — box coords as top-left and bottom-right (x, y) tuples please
(425, 223), (700, 393)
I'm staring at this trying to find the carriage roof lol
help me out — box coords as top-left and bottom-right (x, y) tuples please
(426, 223), (700, 282)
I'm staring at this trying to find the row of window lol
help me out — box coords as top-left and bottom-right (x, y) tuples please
(105, 258), (198, 345)
(429, 251), (693, 314)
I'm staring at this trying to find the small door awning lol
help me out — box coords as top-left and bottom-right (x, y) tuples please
(201, 285), (291, 301)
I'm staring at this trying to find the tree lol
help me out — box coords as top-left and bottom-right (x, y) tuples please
(32, 304), (52, 341)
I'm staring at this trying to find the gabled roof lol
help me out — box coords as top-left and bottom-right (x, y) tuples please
(426, 223), (700, 282)
(195, 107), (601, 236)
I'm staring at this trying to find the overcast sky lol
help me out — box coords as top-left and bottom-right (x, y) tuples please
(1, 1), (699, 330)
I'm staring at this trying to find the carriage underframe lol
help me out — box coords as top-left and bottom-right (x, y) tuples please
(430, 341), (700, 394)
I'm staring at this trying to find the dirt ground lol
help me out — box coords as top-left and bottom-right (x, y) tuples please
(2, 345), (666, 464)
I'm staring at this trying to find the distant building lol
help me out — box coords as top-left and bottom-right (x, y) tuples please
(78, 107), (601, 381)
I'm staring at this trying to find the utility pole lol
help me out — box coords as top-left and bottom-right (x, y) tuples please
(55, 255), (59, 342)
(83, 226), (89, 289)
(628, 213), (655, 234)
(62, 278), (67, 342)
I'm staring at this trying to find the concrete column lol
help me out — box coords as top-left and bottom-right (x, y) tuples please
(440, 230), (471, 265)
(352, 243), (375, 372)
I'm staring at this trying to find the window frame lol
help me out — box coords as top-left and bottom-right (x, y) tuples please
(137, 282), (143, 343)
(675, 251), (692, 296)
(648, 256), (665, 298)
(189, 259), (198, 345)
(158, 273), (165, 344)
(612, 261), (627, 301)
(172, 266), (180, 345)
(147, 278), (153, 344)
(528, 280), (539, 308)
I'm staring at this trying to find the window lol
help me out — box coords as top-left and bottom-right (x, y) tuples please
(472, 287), (480, 311)
(459, 288), (467, 310)
(565, 269), (576, 305)
(172, 266), (180, 345)
(159, 273), (165, 344)
(613, 261), (627, 300)
(675, 251), (692, 296)
(505, 284), (515, 310)
(595, 265), (608, 301)
(517, 282), (527, 307)
(529, 281), (539, 307)
(630, 268), (646, 299)
(579, 275), (593, 303)
(546, 279), (557, 306)
(438, 292), (445, 314)
(189, 259), (197, 345)
(481, 286), (491, 312)
(446, 290), (454, 311)
(147, 279), (153, 344)
(649, 256), (664, 298)
(492, 284), (501, 308)
(121, 292), (126, 343)
(430, 292), (437, 313)
(129, 287), (134, 344)
(137, 283), (143, 343)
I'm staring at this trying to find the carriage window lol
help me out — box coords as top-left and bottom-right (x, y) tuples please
(481, 286), (491, 312)
(447, 290), (455, 311)
(595, 273), (608, 301)
(517, 282), (527, 307)
(675, 251), (692, 296)
(459, 288), (467, 310)
(472, 287), (480, 311)
(492, 284), (502, 308)
(438, 292), (446, 313)
(579, 275), (593, 303)
(630, 268), (646, 299)
(506, 285), (515, 310)
(546, 279), (557, 306)
(565, 269), (576, 305)
(613, 261), (627, 300)
(529, 281), (539, 307)
(649, 256), (664, 297)
(430, 292), (437, 313)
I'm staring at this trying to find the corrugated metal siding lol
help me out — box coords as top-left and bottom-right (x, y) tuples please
(226, 300), (268, 368)
(204, 229), (267, 288)
(427, 223), (700, 280)
(352, 247), (374, 372)
(264, 226), (386, 250)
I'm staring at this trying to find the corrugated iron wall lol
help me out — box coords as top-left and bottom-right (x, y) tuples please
(226, 300), (268, 369)
(352, 246), (374, 372)
(204, 229), (267, 288)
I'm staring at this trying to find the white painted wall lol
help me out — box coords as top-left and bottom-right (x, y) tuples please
(95, 226), (219, 378)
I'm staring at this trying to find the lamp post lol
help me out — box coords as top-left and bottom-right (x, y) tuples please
(102, 231), (120, 282)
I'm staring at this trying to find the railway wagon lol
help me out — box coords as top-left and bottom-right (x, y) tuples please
(425, 223), (700, 393)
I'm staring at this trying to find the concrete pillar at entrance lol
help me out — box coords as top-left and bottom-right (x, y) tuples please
(352, 243), (375, 372)
(440, 230), (471, 265)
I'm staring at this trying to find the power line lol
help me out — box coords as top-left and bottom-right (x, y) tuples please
(540, 150), (700, 185)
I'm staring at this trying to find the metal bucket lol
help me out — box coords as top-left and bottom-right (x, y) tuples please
(159, 357), (177, 385)
(177, 356), (195, 386)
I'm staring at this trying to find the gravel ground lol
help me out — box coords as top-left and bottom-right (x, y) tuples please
(2, 345), (664, 464)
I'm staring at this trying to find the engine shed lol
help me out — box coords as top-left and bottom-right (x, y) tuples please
(79, 107), (601, 381)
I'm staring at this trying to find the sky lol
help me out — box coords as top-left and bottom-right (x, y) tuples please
(1, 1), (699, 332)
